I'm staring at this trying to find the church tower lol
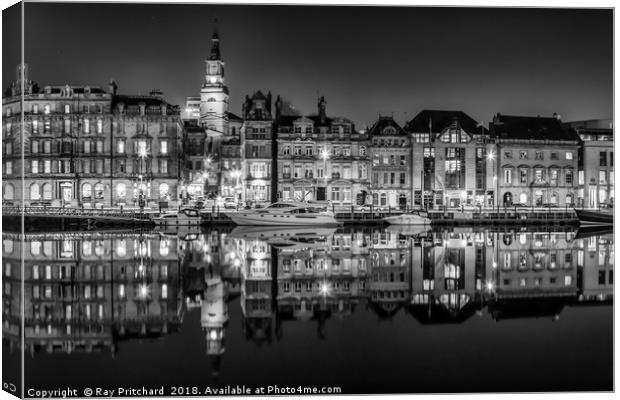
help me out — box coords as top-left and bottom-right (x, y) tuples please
(200, 30), (229, 138)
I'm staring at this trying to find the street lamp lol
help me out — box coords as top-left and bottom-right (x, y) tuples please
(487, 151), (497, 211)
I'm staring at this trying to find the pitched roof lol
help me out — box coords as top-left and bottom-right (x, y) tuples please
(492, 114), (581, 142)
(227, 111), (243, 121)
(368, 115), (407, 136)
(405, 109), (487, 135)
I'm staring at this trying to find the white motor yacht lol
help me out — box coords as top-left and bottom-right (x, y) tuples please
(383, 211), (431, 225)
(228, 201), (340, 226)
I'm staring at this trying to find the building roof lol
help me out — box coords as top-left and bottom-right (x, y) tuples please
(227, 111), (243, 122)
(492, 114), (581, 142)
(368, 115), (407, 136)
(405, 109), (487, 135)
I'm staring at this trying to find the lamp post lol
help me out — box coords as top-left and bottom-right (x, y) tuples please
(487, 151), (497, 212)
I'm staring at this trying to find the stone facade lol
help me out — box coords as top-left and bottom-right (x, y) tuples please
(491, 114), (581, 208)
(566, 119), (614, 208)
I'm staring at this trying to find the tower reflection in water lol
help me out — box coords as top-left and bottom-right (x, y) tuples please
(2, 226), (613, 372)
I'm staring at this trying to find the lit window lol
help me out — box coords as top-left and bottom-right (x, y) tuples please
(96, 119), (103, 134)
(44, 104), (50, 114)
(160, 141), (168, 154)
(64, 104), (70, 114)
(566, 152), (573, 160)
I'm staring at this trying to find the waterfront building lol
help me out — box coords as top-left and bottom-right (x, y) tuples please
(368, 115), (411, 209)
(242, 91), (275, 204)
(566, 119), (614, 208)
(490, 114), (581, 208)
(1, 65), (183, 208)
(406, 110), (493, 210)
(274, 96), (370, 204)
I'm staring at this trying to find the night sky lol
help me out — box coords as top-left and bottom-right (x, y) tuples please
(2, 3), (613, 128)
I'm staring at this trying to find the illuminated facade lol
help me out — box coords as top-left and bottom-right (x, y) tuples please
(1, 65), (183, 208)
(368, 116), (410, 209)
(274, 96), (370, 204)
(406, 110), (494, 210)
(490, 114), (581, 208)
(567, 119), (614, 208)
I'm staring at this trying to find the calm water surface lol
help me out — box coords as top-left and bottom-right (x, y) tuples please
(2, 225), (613, 395)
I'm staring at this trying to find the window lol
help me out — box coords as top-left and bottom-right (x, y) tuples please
(94, 183), (104, 199)
(534, 169), (544, 184)
(160, 141), (168, 154)
(599, 170), (607, 184)
(159, 160), (168, 174)
(423, 147), (435, 158)
(64, 104), (70, 114)
(564, 169), (573, 186)
(117, 140), (125, 153)
(159, 183), (170, 199)
(96, 119), (103, 134)
(33, 104), (38, 114)
(519, 151), (528, 159)
(44, 160), (51, 174)
(32, 120), (38, 134)
(550, 152), (558, 160)
(400, 173), (406, 185)
(116, 183), (127, 199)
(44, 104), (50, 114)
(519, 169), (528, 184)
(550, 169), (558, 186)
(503, 169), (512, 184)
(5, 161), (12, 175)
(83, 119), (90, 134)
(600, 151), (607, 167)
(82, 183), (92, 198)
(31, 241), (41, 256)
(565, 152), (573, 160)
(359, 146), (366, 157)
(96, 140), (103, 153)
(64, 119), (71, 133)
(30, 184), (41, 200)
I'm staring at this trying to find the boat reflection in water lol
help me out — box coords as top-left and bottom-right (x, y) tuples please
(2, 225), (613, 393)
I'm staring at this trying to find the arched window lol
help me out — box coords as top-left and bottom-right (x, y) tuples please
(82, 183), (92, 198)
(31, 241), (41, 256)
(94, 183), (104, 199)
(116, 183), (127, 198)
(30, 184), (41, 200)
(3, 184), (14, 200)
(42, 183), (52, 200)
(207, 97), (217, 102)
(159, 183), (170, 199)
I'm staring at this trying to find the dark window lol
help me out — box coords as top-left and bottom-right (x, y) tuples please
(598, 270), (606, 285)
(600, 151), (607, 167)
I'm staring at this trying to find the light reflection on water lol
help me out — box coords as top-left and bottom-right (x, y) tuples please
(2, 225), (614, 393)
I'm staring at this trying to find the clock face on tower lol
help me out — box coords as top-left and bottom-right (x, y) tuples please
(209, 76), (217, 84)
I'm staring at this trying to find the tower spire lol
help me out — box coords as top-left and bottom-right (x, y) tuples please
(209, 21), (221, 60)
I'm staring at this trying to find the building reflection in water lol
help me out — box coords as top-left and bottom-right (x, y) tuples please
(2, 225), (613, 372)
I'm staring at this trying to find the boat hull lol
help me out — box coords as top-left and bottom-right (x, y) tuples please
(383, 214), (431, 225)
(575, 209), (613, 226)
(228, 212), (340, 226)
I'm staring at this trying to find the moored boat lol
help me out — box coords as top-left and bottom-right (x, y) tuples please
(574, 208), (613, 226)
(228, 201), (340, 226)
(383, 211), (431, 225)
(153, 208), (202, 230)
